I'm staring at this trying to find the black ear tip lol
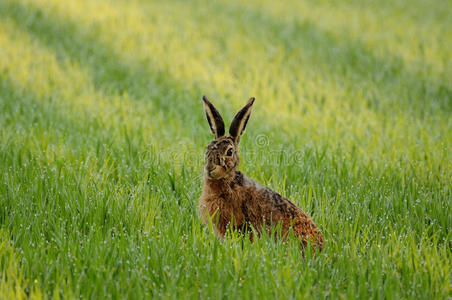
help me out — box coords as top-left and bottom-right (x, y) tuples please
(248, 97), (255, 105)
(202, 95), (209, 102)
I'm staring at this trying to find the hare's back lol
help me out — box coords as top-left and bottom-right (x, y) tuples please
(246, 183), (323, 245)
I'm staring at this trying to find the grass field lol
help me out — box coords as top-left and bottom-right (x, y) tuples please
(0, 0), (451, 298)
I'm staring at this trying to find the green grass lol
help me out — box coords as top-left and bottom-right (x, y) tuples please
(0, 0), (451, 298)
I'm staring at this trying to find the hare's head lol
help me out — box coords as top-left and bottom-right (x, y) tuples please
(202, 96), (255, 180)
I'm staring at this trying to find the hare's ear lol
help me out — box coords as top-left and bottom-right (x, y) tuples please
(229, 97), (255, 143)
(203, 96), (225, 138)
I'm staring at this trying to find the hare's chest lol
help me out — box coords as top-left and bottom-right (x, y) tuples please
(215, 191), (245, 224)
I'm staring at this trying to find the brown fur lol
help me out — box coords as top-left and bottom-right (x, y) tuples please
(199, 97), (324, 252)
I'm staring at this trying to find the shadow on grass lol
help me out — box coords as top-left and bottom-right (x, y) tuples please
(0, 1), (207, 127)
(1, 0), (451, 126)
(214, 1), (451, 117)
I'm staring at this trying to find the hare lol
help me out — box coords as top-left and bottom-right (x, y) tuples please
(199, 96), (323, 251)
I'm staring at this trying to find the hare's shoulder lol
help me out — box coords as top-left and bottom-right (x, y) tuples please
(231, 171), (256, 189)
(230, 171), (268, 197)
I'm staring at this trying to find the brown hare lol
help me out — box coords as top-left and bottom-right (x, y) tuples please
(199, 96), (323, 251)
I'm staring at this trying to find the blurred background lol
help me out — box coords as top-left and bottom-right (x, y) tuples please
(0, 0), (451, 298)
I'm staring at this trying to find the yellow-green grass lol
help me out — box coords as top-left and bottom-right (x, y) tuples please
(0, 0), (450, 298)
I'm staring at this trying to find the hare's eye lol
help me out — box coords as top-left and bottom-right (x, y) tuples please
(226, 148), (233, 156)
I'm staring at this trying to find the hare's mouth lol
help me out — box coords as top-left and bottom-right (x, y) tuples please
(205, 165), (229, 180)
